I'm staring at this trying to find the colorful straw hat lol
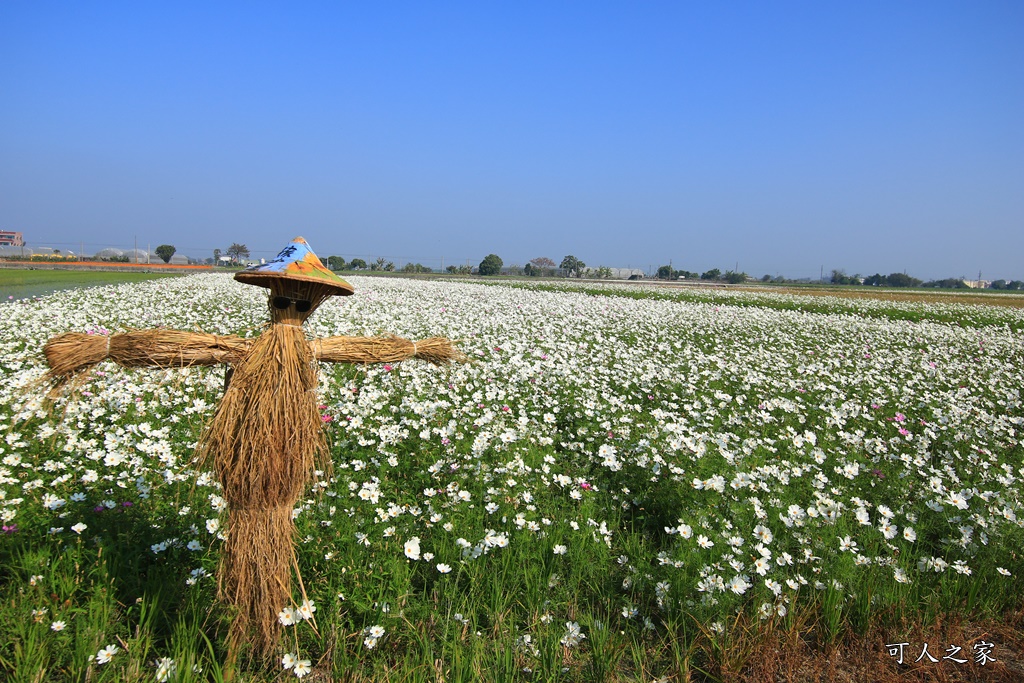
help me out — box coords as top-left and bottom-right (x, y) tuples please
(234, 237), (354, 296)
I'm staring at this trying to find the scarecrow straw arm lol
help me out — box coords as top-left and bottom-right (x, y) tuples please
(312, 335), (466, 366)
(43, 330), (252, 386)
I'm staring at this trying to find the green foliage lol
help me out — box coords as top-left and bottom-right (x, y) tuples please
(560, 255), (585, 278)
(922, 278), (968, 289)
(700, 268), (721, 280)
(327, 255), (346, 271)
(349, 258), (367, 270)
(830, 269), (862, 285)
(863, 272), (923, 287)
(478, 253), (503, 276)
(154, 245), (176, 264)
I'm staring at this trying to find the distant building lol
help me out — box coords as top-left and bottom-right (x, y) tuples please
(609, 267), (645, 279)
(963, 280), (991, 289)
(0, 230), (25, 247)
(94, 248), (125, 260)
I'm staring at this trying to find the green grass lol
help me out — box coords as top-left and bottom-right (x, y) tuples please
(0, 269), (186, 301)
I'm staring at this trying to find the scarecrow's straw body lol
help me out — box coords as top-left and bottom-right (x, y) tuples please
(197, 322), (326, 655)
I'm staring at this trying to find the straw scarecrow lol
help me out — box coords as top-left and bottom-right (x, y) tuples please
(42, 237), (465, 657)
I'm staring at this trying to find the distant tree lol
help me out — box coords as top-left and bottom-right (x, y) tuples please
(446, 265), (459, 274)
(226, 243), (250, 262)
(213, 248), (222, 264)
(676, 270), (698, 280)
(761, 274), (772, 282)
(701, 268), (721, 280)
(885, 272), (922, 288)
(1008, 281), (1024, 290)
(923, 278), (968, 289)
(384, 261), (395, 272)
(349, 258), (367, 270)
(723, 270), (747, 284)
(457, 264), (472, 275)
(530, 257), (556, 269)
(327, 255), (346, 271)
(523, 263), (535, 276)
(863, 273), (886, 286)
(479, 254), (504, 276)
(560, 255), (585, 278)
(155, 244), (176, 263)
(657, 265), (673, 280)
(596, 266), (613, 279)
(990, 279), (1007, 290)
(506, 263), (523, 276)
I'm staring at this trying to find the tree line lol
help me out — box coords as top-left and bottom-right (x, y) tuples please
(149, 244), (1024, 289)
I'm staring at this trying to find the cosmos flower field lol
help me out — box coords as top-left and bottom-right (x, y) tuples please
(1, 274), (1022, 681)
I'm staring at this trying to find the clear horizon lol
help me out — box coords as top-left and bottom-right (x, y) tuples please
(2, 2), (1022, 281)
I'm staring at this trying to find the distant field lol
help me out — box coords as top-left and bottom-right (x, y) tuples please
(736, 283), (1024, 308)
(0, 269), (186, 301)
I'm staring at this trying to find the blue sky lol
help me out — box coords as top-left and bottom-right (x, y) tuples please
(2, 2), (1022, 280)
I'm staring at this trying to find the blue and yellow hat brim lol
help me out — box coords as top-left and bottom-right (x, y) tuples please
(234, 237), (354, 296)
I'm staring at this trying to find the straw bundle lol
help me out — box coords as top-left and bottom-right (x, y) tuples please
(43, 330), (251, 386)
(196, 322), (326, 655)
(313, 335), (466, 366)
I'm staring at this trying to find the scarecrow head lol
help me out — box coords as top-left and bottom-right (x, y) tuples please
(234, 237), (354, 324)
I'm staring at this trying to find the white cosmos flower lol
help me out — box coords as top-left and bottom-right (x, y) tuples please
(404, 536), (421, 560)
(297, 599), (316, 620)
(294, 659), (311, 677)
(728, 575), (752, 595)
(96, 644), (118, 665)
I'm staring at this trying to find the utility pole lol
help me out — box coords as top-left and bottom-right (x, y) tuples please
(134, 235), (138, 264)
